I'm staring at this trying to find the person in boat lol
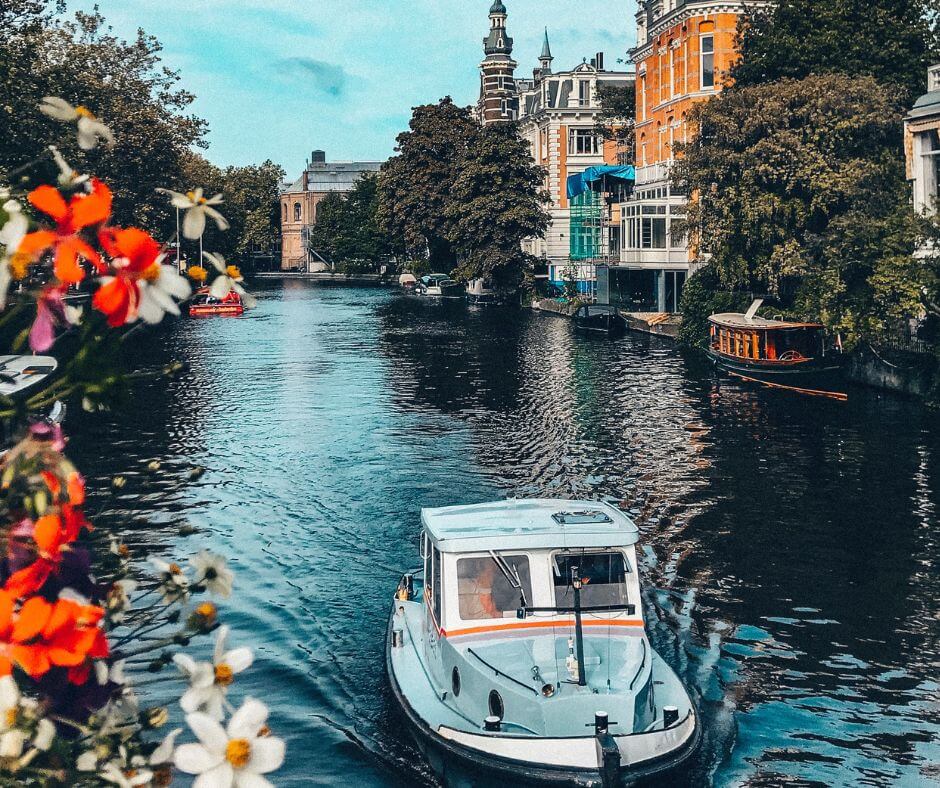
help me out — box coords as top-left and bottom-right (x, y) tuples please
(457, 560), (500, 620)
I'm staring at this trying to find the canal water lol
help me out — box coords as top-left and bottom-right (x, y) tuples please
(65, 283), (938, 787)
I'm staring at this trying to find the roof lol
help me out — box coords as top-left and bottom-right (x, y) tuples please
(279, 161), (383, 196)
(709, 313), (824, 330)
(422, 499), (639, 553)
(907, 89), (940, 121)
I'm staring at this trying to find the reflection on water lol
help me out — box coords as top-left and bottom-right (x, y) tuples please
(65, 283), (939, 787)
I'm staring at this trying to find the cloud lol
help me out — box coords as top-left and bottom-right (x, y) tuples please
(274, 57), (348, 98)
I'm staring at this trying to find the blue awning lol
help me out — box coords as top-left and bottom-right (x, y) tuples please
(566, 165), (635, 199)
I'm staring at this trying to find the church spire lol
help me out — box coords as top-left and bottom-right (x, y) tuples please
(540, 28), (554, 73)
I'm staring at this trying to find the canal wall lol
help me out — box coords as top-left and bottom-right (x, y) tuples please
(846, 344), (937, 398)
(254, 272), (396, 286)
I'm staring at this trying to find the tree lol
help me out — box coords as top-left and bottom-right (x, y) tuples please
(673, 74), (922, 343)
(593, 83), (636, 165)
(0, 7), (207, 238)
(444, 123), (550, 288)
(377, 98), (477, 269)
(732, 0), (938, 102)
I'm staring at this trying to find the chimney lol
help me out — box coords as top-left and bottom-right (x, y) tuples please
(596, 52), (605, 71)
(590, 56), (596, 68)
(311, 150), (326, 164)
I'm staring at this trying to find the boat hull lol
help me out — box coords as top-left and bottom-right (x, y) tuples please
(188, 304), (244, 318)
(386, 609), (700, 787)
(706, 349), (848, 399)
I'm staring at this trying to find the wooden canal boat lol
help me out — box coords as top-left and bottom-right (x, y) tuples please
(707, 300), (847, 400)
(574, 304), (626, 336)
(188, 288), (244, 318)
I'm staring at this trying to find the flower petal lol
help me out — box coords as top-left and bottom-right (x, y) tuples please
(28, 185), (68, 223)
(209, 276), (232, 300)
(234, 773), (273, 788)
(194, 762), (235, 788)
(182, 208), (206, 239)
(203, 206), (230, 231)
(187, 712), (228, 754)
(247, 737), (285, 775)
(174, 743), (222, 775)
(227, 698), (267, 740)
(223, 647), (253, 674)
(39, 97), (77, 121)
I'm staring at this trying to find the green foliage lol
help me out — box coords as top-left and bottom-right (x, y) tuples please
(677, 265), (753, 347)
(732, 0), (938, 102)
(308, 174), (401, 270)
(378, 98), (478, 270)
(445, 123), (550, 288)
(674, 73), (922, 344)
(0, 7), (207, 238)
(593, 83), (636, 164)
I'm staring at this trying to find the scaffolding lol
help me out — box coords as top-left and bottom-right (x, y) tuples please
(569, 190), (604, 262)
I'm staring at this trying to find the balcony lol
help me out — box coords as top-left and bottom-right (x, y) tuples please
(635, 162), (671, 185)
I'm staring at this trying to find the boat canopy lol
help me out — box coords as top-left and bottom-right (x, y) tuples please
(421, 499), (639, 553)
(566, 165), (635, 199)
(709, 313), (824, 330)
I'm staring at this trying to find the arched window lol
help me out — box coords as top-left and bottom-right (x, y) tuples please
(293, 203), (301, 222)
(282, 203), (287, 222)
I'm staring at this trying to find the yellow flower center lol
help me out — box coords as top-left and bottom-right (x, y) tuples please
(196, 602), (217, 625)
(9, 252), (30, 281)
(75, 105), (95, 119)
(4, 708), (17, 727)
(226, 265), (241, 280)
(168, 563), (182, 575)
(225, 738), (251, 769)
(214, 663), (234, 686)
(187, 265), (208, 283)
(142, 263), (162, 282)
(186, 190), (196, 201)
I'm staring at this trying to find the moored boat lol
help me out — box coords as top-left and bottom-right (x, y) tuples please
(188, 288), (244, 318)
(415, 274), (464, 299)
(707, 300), (847, 400)
(574, 304), (626, 336)
(0, 355), (58, 400)
(387, 499), (700, 787)
(467, 278), (498, 305)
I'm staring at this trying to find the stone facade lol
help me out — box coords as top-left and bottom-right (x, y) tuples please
(279, 151), (382, 271)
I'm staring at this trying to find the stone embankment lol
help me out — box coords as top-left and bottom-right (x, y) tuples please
(532, 299), (681, 338)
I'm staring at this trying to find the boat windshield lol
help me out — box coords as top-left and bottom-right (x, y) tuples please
(457, 555), (532, 621)
(553, 552), (630, 608)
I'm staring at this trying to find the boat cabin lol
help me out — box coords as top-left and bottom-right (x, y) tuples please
(709, 313), (826, 364)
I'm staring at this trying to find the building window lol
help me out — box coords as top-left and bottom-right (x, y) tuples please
(667, 44), (674, 100)
(578, 80), (591, 107)
(282, 203), (287, 222)
(639, 75), (646, 121)
(664, 271), (686, 313)
(700, 34), (715, 89)
(293, 203), (301, 222)
(569, 128), (599, 155)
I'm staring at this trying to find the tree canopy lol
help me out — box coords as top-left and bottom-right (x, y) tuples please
(593, 83), (636, 164)
(732, 0), (938, 102)
(445, 123), (550, 287)
(674, 73), (922, 342)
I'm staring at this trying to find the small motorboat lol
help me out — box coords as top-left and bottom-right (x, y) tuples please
(387, 499), (700, 787)
(188, 288), (244, 318)
(0, 355), (58, 400)
(415, 274), (464, 299)
(467, 278), (498, 305)
(707, 299), (847, 400)
(574, 304), (626, 336)
(399, 272), (418, 292)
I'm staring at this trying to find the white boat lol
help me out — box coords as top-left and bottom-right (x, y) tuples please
(415, 273), (464, 299)
(0, 355), (58, 399)
(387, 499), (700, 786)
(467, 278), (498, 305)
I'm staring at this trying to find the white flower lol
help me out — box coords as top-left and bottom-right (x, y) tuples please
(203, 252), (257, 308)
(175, 698), (285, 787)
(150, 557), (190, 602)
(0, 676), (25, 759)
(136, 264), (192, 324)
(173, 625), (253, 720)
(33, 718), (55, 752)
(100, 750), (152, 788)
(150, 727), (183, 766)
(77, 750), (98, 771)
(106, 579), (137, 624)
(49, 145), (89, 188)
(39, 97), (114, 150)
(0, 198), (29, 309)
(190, 550), (234, 598)
(157, 188), (229, 239)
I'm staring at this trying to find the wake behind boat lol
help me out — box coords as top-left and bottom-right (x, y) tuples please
(387, 499), (700, 786)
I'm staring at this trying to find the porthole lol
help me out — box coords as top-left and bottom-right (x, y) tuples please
(488, 690), (504, 720)
(452, 667), (461, 697)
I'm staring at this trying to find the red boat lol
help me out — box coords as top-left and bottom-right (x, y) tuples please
(188, 288), (244, 318)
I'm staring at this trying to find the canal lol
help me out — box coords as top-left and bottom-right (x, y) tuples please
(65, 283), (938, 786)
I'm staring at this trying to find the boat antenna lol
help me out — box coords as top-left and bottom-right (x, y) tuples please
(571, 565), (587, 687)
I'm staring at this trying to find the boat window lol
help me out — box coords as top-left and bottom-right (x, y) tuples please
(551, 510), (612, 525)
(553, 552), (630, 608)
(457, 555), (532, 621)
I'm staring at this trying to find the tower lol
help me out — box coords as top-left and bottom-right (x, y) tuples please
(479, 0), (518, 125)
(539, 28), (553, 74)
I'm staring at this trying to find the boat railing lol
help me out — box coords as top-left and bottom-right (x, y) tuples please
(466, 648), (540, 697)
(517, 603), (636, 617)
(628, 639), (647, 691)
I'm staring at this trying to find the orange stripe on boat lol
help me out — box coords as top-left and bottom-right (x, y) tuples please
(444, 618), (644, 638)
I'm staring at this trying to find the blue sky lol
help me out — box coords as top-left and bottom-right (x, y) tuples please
(67, 1), (636, 178)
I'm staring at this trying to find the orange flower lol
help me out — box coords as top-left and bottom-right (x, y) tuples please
(17, 179), (112, 284)
(0, 592), (108, 680)
(92, 227), (163, 326)
(4, 506), (90, 597)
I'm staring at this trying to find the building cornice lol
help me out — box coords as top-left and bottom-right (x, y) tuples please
(631, 0), (770, 62)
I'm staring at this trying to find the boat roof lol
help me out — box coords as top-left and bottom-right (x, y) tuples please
(421, 499), (639, 553)
(709, 313), (824, 330)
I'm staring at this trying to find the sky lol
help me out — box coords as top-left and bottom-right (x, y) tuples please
(67, 1), (637, 178)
